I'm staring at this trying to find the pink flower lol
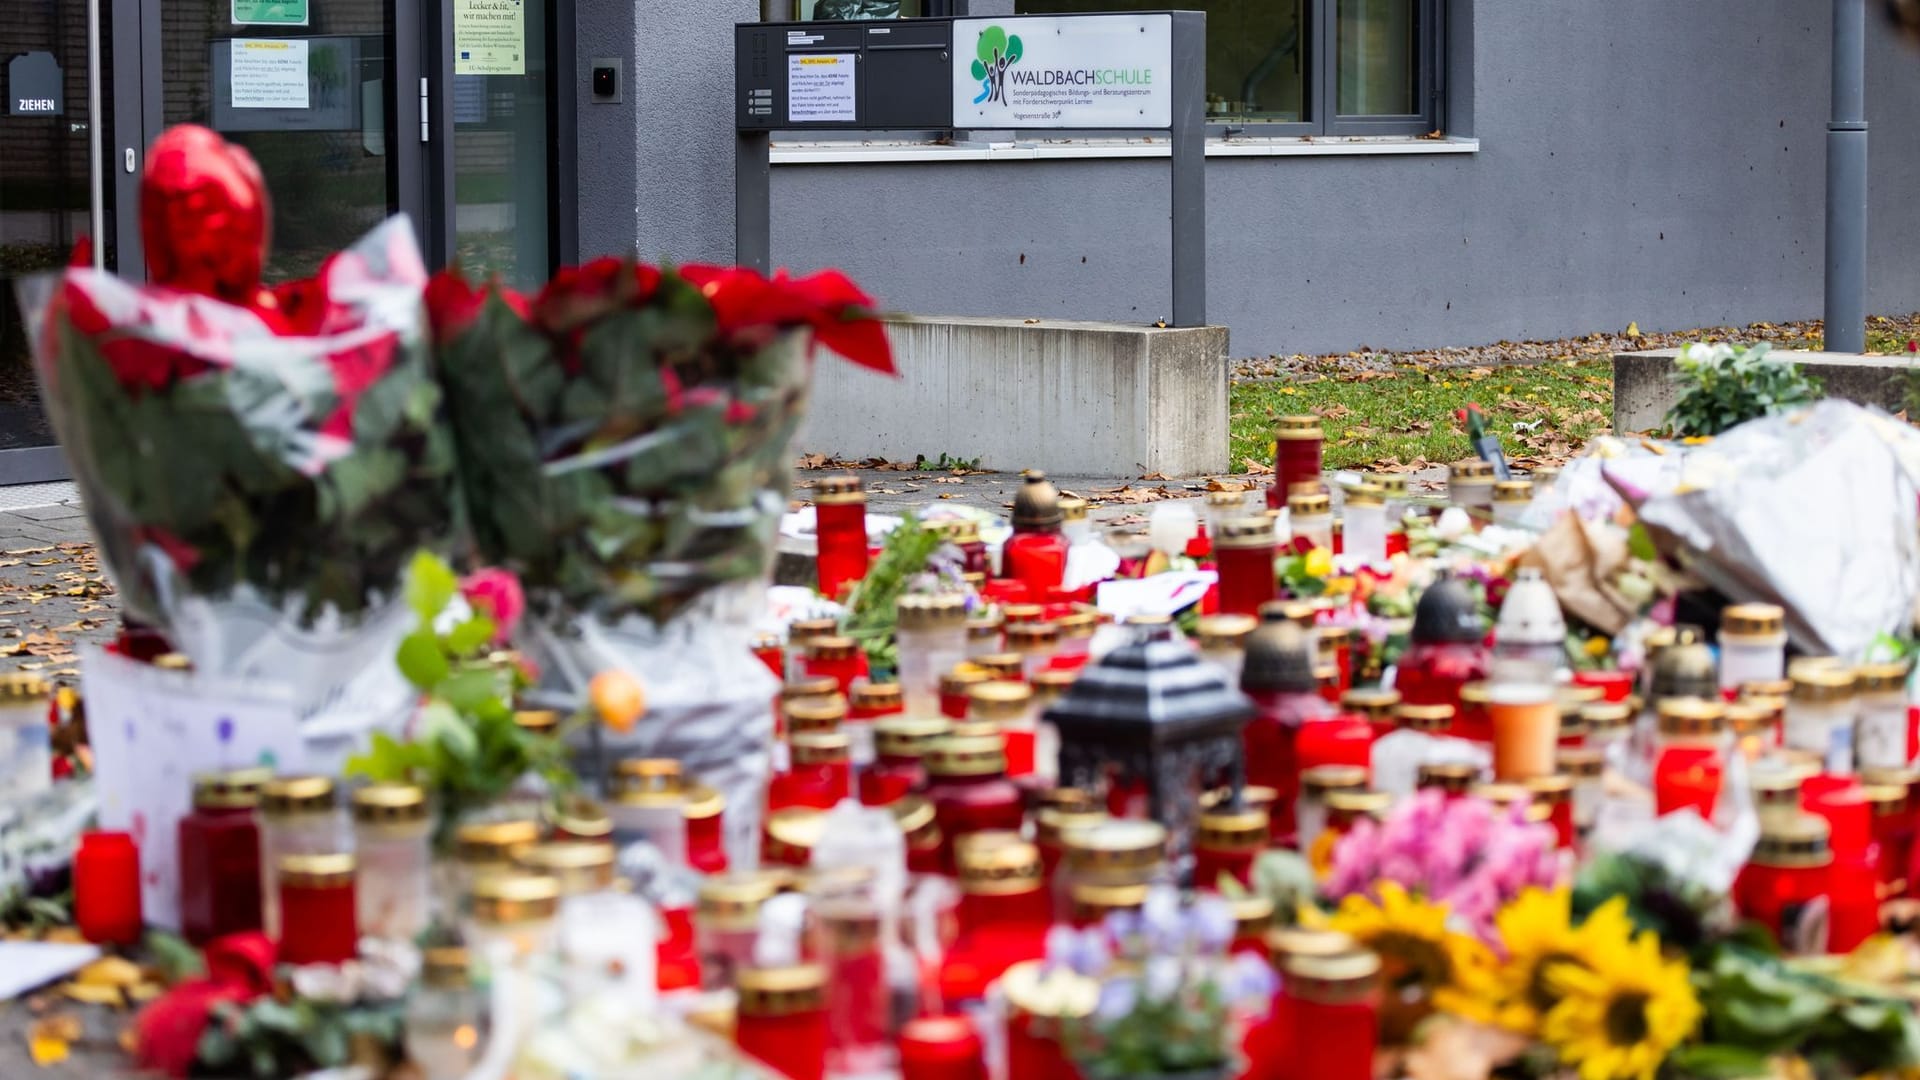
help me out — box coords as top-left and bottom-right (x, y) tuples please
(460, 567), (525, 644)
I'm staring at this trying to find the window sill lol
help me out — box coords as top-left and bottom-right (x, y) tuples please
(768, 135), (1478, 165)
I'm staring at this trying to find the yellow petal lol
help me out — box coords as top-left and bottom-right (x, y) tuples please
(28, 1034), (69, 1066)
(76, 956), (144, 987)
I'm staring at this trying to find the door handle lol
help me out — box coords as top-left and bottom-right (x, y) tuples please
(85, 0), (104, 268)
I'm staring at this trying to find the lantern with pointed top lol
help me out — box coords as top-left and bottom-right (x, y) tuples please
(1043, 622), (1253, 878)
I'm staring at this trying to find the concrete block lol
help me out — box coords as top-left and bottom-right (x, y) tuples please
(798, 315), (1230, 476)
(1613, 349), (1919, 434)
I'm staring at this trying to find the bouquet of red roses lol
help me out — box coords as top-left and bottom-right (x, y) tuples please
(429, 257), (893, 624)
(17, 125), (457, 625)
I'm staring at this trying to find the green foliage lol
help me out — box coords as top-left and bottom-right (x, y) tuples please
(1684, 942), (1920, 1078)
(347, 552), (574, 850)
(197, 996), (405, 1079)
(1251, 849), (1317, 924)
(1571, 851), (1721, 957)
(1072, 981), (1232, 1079)
(0, 887), (71, 933)
(912, 452), (982, 471)
(1664, 342), (1823, 438)
(144, 930), (207, 983)
(840, 513), (943, 674)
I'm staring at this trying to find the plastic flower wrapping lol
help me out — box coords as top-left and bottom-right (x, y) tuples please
(16, 125), (457, 746)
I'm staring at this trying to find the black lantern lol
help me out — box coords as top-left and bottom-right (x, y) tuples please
(1043, 623), (1254, 877)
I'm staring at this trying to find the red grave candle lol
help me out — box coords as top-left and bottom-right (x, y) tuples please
(1001, 961), (1097, 1080)
(74, 831), (143, 946)
(276, 853), (358, 966)
(1215, 520), (1278, 616)
(863, 717), (949, 806)
(1653, 748), (1723, 820)
(925, 738), (1024, 873)
(1572, 668), (1635, 703)
(804, 638), (866, 700)
(1194, 808), (1269, 891)
(899, 1015), (986, 1080)
(1004, 533), (1069, 598)
(789, 732), (854, 806)
(1269, 416), (1324, 510)
(941, 668), (991, 722)
(684, 786), (729, 875)
(1863, 775), (1916, 894)
(177, 769), (266, 945)
(814, 476), (870, 602)
(736, 965), (830, 1080)
(1242, 687), (1332, 844)
(1733, 815), (1834, 954)
(1280, 950), (1380, 1080)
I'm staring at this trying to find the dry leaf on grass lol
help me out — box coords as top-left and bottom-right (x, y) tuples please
(1241, 458), (1275, 475)
(1086, 485), (1186, 505)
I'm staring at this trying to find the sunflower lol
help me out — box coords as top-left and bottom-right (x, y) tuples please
(1486, 888), (1637, 1035)
(1323, 882), (1499, 1038)
(1541, 927), (1700, 1080)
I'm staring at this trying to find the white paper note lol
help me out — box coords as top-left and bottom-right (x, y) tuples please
(231, 38), (310, 109)
(83, 646), (308, 931)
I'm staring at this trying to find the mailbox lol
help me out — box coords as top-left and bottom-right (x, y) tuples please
(735, 20), (953, 131)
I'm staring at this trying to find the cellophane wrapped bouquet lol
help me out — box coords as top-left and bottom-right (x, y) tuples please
(16, 125), (457, 749)
(429, 257), (895, 858)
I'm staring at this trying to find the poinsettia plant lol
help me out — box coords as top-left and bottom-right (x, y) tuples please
(20, 125), (458, 623)
(429, 256), (893, 623)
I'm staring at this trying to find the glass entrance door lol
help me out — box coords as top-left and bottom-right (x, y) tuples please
(156, 0), (399, 282)
(0, 0), (115, 480)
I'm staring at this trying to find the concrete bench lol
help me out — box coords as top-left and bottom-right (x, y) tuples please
(798, 315), (1230, 476)
(1612, 348), (1917, 434)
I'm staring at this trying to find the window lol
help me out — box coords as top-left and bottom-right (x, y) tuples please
(1010, 0), (1440, 135)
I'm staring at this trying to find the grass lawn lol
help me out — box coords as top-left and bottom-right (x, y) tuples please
(1229, 359), (1614, 474)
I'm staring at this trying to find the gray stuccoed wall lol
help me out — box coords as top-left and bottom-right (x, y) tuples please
(581, 0), (1920, 357)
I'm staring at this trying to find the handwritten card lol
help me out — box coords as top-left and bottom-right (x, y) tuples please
(82, 646), (307, 931)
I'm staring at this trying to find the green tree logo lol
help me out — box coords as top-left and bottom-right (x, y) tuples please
(970, 25), (1023, 105)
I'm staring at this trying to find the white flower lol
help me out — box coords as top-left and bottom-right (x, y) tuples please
(288, 961), (359, 1004)
(1143, 955), (1183, 1003)
(1434, 506), (1474, 540)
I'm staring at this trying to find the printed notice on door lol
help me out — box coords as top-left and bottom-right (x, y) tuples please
(230, 38), (309, 109)
(454, 0), (526, 76)
(787, 53), (856, 123)
(231, 0), (308, 26)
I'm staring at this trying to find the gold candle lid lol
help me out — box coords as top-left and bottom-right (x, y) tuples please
(1202, 785), (1279, 815)
(1215, 517), (1277, 550)
(1288, 491), (1332, 516)
(512, 709), (560, 735)
(1449, 459), (1495, 481)
(924, 735), (1007, 778)
(808, 636), (858, 661)
(1345, 483), (1386, 508)
(1418, 762), (1480, 794)
(850, 681), (904, 712)
(1369, 473), (1409, 497)
(1274, 415), (1324, 441)
(1865, 784), (1911, 817)
(1580, 701), (1635, 734)
(1259, 600), (1318, 629)
(788, 618), (840, 646)
(1004, 623), (1060, 656)
(1196, 808), (1270, 853)
(1056, 609), (1099, 639)
(763, 807), (827, 863)
(1721, 603), (1785, 638)
(955, 833), (1043, 895)
(514, 841), (616, 896)
(1523, 773), (1572, 806)
(1861, 765), (1920, 793)
(1000, 959), (1100, 1020)
(610, 757), (687, 805)
(967, 680), (1034, 722)
(1491, 479), (1533, 503)
(350, 782), (428, 825)
(456, 819), (541, 867)
(1029, 668), (1080, 708)
(1741, 679), (1794, 699)
(1458, 681), (1492, 706)
(1325, 789), (1392, 824)
(789, 730), (851, 767)
(191, 767), (271, 811)
(1300, 764), (1369, 798)
(1068, 881), (1151, 924)
(974, 653), (1024, 681)
(1058, 496), (1090, 522)
(812, 474), (865, 506)
(874, 716), (953, 759)
(896, 593), (968, 630)
(1750, 770), (1803, 808)
(1195, 613), (1259, 649)
(1035, 786), (1101, 814)
(1656, 696), (1727, 738)
(1281, 949), (1382, 1004)
(940, 665), (993, 698)
(1473, 782), (1532, 810)
(890, 796), (941, 850)
(1791, 667), (1857, 702)
(547, 793), (613, 840)
(260, 774), (337, 816)
(782, 676), (840, 703)
(1002, 603), (1047, 625)
(1269, 927), (1358, 963)
(150, 655), (191, 674)
(697, 871), (786, 931)
(1556, 747), (1604, 778)
(1035, 807), (1110, 849)
(1206, 488), (1248, 509)
(966, 616), (1003, 642)
(1727, 699), (1781, 737)
(1341, 688), (1401, 723)
(736, 965), (828, 1017)
(277, 852), (355, 889)
(421, 946), (472, 989)
(682, 783), (725, 822)
(785, 695), (848, 735)
(1856, 662), (1912, 695)
(1230, 894), (1276, 939)
(1751, 814), (1833, 868)
(1060, 820), (1167, 881)
(1394, 703), (1455, 733)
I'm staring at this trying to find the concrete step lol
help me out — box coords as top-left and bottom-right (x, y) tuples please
(1613, 348), (1918, 433)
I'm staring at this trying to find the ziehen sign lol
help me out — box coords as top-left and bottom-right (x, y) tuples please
(952, 15), (1171, 129)
(8, 52), (64, 117)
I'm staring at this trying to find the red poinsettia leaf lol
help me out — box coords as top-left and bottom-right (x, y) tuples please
(424, 269), (486, 338)
(318, 332), (400, 441)
(811, 313), (895, 375)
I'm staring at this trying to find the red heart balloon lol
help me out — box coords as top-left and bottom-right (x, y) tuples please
(139, 125), (271, 304)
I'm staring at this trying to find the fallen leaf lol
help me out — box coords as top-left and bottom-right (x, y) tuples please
(76, 956), (144, 988)
(1625, 321), (1641, 338)
(796, 453), (831, 470)
(61, 982), (124, 1006)
(1241, 458), (1275, 475)
(1138, 472), (1172, 482)
(1205, 478), (1255, 492)
(931, 477), (964, 485)
(4, 546), (51, 556)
